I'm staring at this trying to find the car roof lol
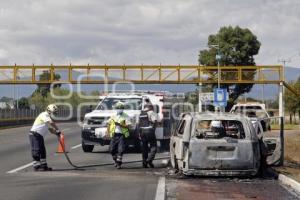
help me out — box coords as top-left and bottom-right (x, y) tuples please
(186, 112), (249, 121)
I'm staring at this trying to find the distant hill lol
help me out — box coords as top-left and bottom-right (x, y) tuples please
(0, 96), (13, 102)
(284, 66), (300, 81)
(249, 66), (300, 99)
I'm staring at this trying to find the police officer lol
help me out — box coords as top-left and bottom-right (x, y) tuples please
(29, 104), (61, 171)
(107, 102), (131, 169)
(139, 104), (158, 168)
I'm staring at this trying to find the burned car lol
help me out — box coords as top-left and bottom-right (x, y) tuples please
(170, 112), (282, 176)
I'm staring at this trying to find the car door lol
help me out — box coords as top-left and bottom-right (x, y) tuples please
(258, 119), (283, 166)
(170, 117), (186, 168)
(189, 119), (256, 170)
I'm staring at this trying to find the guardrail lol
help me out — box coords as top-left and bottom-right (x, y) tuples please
(0, 108), (84, 128)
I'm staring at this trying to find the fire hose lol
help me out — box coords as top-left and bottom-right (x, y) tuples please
(56, 135), (170, 169)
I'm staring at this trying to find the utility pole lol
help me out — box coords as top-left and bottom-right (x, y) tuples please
(210, 44), (221, 89)
(278, 52), (300, 123)
(216, 49), (221, 89)
(277, 52), (300, 166)
(210, 44), (223, 112)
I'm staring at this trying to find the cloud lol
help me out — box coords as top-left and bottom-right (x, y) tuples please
(0, 0), (299, 67)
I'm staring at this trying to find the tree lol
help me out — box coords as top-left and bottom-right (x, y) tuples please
(198, 26), (261, 110)
(18, 97), (30, 109)
(284, 78), (300, 124)
(35, 71), (61, 97)
(29, 92), (48, 110)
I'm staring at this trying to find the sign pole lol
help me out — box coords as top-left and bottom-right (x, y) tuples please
(198, 83), (202, 112)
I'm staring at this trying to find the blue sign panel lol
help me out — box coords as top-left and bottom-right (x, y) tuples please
(213, 88), (228, 107)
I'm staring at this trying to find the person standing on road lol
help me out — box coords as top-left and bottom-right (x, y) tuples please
(29, 104), (61, 171)
(139, 104), (158, 168)
(107, 102), (131, 169)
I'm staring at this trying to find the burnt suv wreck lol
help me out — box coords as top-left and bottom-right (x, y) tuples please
(170, 113), (282, 176)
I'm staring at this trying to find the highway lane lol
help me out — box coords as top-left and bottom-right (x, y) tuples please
(0, 122), (166, 200)
(0, 122), (299, 200)
(0, 122), (81, 173)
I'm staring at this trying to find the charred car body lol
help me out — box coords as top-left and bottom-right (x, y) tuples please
(170, 112), (282, 176)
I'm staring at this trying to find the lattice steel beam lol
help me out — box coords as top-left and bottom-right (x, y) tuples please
(0, 65), (283, 84)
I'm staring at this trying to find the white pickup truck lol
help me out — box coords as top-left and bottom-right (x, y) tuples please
(230, 103), (271, 131)
(81, 92), (173, 152)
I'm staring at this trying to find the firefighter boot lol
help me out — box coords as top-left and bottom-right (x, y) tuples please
(116, 156), (122, 169)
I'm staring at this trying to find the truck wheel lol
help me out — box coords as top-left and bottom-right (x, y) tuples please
(82, 141), (94, 152)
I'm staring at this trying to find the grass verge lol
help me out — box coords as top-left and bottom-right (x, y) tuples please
(271, 124), (299, 130)
(273, 131), (300, 182)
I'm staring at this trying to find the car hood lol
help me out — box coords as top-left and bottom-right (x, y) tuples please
(84, 110), (141, 119)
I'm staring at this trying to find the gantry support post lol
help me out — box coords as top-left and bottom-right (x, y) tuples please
(279, 81), (285, 166)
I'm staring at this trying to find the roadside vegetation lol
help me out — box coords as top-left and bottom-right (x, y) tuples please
(275, 131), (300, 182)
(198, 26), (261, 111)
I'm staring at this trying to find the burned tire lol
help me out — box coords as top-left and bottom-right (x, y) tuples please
(82, 141), (94, 152)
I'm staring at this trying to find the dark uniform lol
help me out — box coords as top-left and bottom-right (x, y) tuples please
(139, 106), (158, 168)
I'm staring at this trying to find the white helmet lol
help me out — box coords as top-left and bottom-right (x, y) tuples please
(114, 102), (125, 110)
(46, 104), (58, 114)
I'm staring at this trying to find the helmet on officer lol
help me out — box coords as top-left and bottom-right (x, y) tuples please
(115, 102), (125, 110)
(114, 102), (125, 115)
(46, 104), (58, 114)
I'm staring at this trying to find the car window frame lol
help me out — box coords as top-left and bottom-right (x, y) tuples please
(173, 118), (186, 137)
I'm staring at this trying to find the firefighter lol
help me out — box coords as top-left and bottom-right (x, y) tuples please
(107, 102), (131, 169)
(29, 104), (61, 171)
(139, 104), (158, 168)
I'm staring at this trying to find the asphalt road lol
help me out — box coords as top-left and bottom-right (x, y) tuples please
(0, 122), (299, 200)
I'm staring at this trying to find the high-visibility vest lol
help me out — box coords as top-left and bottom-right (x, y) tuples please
(108, 114), (130, 138)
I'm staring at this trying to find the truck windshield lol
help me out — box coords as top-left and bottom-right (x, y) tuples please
(234, 106), (262, 111)
(232, 109), (268, 118)
(96, 98), (142, 110)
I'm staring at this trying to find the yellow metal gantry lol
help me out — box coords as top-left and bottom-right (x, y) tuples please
(0, 65), (283, 84)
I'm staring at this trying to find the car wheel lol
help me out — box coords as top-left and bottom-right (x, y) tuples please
(82, 141), (94, 152)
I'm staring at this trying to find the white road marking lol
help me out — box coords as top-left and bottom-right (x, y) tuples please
(71, 144), (82, 150)
(155, 176), (166, 200)
(7, 142), (80, 174)
(6, 162), (34, 174)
